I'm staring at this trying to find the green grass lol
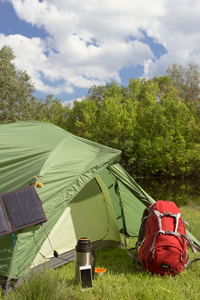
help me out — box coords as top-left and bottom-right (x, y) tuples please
(2, 204), (200, 300)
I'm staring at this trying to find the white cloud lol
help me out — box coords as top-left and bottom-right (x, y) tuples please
(143, 0), (200, 78)
(1, 0), (200, 97)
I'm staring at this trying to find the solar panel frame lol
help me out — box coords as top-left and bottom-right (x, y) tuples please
(0, 202), (11, 235)
(0, 186), (47, 237)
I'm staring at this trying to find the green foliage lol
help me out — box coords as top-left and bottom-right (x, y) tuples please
(0, 46), (35, 123)
(65, 72), (200, 177)
(1, 44), (200, 178)
(167, 62), (200, 104)
(67, 82), (136, 154)
(29, 95), (70, 128)
(0, 46), (69, 127)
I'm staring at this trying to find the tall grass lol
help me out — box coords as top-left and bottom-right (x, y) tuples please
(2, 204), (200, 300)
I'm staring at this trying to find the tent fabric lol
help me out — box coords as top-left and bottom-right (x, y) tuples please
(0, 121), (155, 279)
(98, 166), (155, 236)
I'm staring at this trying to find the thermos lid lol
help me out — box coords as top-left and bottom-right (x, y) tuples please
(75, 237), (93, 253)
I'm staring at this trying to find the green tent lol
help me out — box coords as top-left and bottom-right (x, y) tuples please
(0, 121), (155, 280)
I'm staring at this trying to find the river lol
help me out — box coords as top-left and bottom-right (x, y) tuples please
(134, 177), (200, 207)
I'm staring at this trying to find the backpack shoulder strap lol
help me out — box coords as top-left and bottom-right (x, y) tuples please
(137, 205), (151, 244)
(127, 205), (151, 262)
(184, 230), (200, 268)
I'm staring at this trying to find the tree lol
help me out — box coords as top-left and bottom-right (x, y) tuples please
(166, 62), (200, 104)
(0, 46), (35, 123)
(166, 63), (185, 91)
(67, 82), (137, 172)
(129, 77), (191, 177)
(185, 63), (200, 103)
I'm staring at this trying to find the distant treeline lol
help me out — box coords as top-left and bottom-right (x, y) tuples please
(1, 45), (200, 177)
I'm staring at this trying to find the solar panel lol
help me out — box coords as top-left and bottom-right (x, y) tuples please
(0, 186), (47, 237)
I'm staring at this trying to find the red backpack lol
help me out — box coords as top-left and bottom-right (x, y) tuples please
(128, 200), (200, 276)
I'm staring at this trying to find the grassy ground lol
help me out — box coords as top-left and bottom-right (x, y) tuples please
(1, 204), (200, 300)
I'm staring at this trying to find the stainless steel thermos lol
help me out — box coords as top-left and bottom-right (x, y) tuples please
(75, 237), (96, 282)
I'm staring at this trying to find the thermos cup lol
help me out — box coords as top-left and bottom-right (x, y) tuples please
(75, 237), (96, 282)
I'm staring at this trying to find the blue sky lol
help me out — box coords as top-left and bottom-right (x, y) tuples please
(0, 0), (200, 104)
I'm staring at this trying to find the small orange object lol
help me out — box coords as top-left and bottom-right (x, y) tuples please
(95, 268), (106, 276)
